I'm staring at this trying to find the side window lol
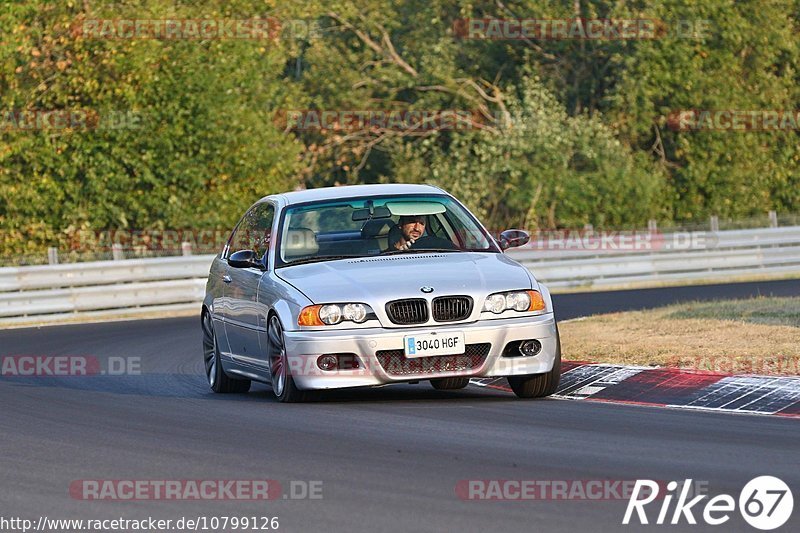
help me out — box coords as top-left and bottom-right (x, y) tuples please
(427, 214), (445, 238)
(228, 203), (275, 261)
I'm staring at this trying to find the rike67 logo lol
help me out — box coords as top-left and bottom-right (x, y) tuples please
(624, 477), (793, 530)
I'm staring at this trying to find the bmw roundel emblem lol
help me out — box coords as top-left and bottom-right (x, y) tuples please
(420, 286), (434, 293)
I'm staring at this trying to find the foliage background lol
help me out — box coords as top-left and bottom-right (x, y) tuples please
(1, 0), (798, 257)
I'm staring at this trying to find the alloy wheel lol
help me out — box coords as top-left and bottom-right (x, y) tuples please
(268, 316), (287, 396)
(201, 312), (217, 388)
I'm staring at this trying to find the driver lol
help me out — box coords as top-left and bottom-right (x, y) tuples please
(389, 215), (457, 251)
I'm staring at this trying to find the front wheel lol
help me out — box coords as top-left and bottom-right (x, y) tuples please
(267, 315), (307, 403)
(202, 311), (251, 393)
(506, 328), (561, 399)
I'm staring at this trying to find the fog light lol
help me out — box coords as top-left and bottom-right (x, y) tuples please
(519, 340), (542, 357)
(317, 354), (338, 371)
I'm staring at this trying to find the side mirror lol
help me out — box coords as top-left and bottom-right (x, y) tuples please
(228, 249), (264, 269)
(499, 229), (530, 250)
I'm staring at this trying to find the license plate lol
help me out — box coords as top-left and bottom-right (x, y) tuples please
(404, 331), (465, 358)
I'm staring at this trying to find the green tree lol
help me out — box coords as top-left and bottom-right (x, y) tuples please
(606, 0), (800, 220)
(0, 0), (302, 257)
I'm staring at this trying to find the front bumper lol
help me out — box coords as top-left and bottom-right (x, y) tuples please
(283, 313), (557, 390)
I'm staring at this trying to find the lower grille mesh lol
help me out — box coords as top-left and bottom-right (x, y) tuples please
(375, 343), (490, 376)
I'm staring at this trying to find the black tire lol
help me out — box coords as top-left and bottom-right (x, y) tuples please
(506, 327), (562, 399)
(202, 310), (251, 393)
(430, 377), (471, 390)
(267, 314), (308, 403)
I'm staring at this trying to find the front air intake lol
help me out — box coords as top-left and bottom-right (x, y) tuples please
(432, 296), (472, 322)
(386, 299), (428, 325)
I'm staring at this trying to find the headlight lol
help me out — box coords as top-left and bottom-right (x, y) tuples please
(482, 290), (545, 314)
(319, 304), (342, 325)
(506, 291), (531, 311)
(484, 293), (506, 314)
(298, 303), (371, 326)
(342, 303), (367, 322)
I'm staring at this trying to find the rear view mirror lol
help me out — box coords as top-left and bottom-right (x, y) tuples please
(499, 229), (530, 250)
(352, 206), (391, 221)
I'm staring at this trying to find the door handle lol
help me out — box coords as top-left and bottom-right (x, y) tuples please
(222, 275), (232, 283)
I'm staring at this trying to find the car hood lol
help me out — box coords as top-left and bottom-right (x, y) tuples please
(275, 252), (535, 304)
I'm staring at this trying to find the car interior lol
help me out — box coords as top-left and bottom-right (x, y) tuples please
(282, 215), (464, 262)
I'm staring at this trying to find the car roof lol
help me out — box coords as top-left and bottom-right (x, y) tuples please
(266, 183), (446, 206)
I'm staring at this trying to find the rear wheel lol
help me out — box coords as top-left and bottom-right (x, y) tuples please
(202, 310), (251, 393)
(430, 377), (470, 390)
(267, 315), (307, 403)
(507, 328), (561, 399)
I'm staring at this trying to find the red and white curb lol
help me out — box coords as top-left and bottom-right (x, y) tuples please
(471, 362), (800, 418)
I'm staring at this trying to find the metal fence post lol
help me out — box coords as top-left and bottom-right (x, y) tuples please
(181, 241), (193, 256)
(710, 216), (719, 232)
(648, 219), (658, 232)
(769, 210), (778, 228)
(47, 247), (59, 265)
(112, 243), (124, 261)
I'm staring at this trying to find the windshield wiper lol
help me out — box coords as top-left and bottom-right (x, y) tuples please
(283, 255), (364, 266)
(379, 248), (462, 256)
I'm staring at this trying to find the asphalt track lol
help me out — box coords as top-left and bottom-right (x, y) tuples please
(1, 279), (799, 533)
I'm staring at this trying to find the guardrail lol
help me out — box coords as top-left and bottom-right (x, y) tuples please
(0, 255), (215, 323)
(1, 226), (798, 325)
(512, 226), (800, 288)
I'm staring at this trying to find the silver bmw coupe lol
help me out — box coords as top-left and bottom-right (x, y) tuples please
(202, 184), (560, 402)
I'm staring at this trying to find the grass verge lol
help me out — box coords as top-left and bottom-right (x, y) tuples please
(559, 296), (800, 376)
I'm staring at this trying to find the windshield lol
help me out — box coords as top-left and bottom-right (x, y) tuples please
(276, 194), (498, 267)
